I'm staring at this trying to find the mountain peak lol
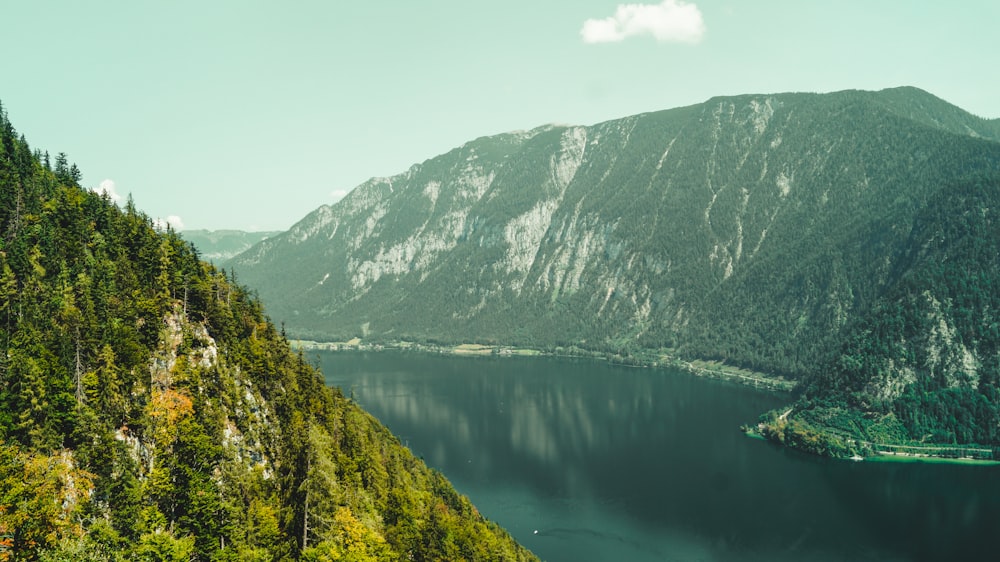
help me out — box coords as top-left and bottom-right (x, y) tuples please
(232, 87), (1000, 379)
(868, 86), (1000, 139)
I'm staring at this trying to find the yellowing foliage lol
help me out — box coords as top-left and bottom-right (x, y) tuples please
(148, 388), (194, 422)
(301, 506), (394, 562)
(146, 388), (195, 446)
(0, 444), (93, 561)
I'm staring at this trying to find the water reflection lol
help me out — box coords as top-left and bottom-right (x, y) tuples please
(322, 352), (1000, 562)
(333, 356), (693, 498)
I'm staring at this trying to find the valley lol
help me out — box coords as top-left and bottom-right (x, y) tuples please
(319, 351), (1000, 562)
(3, 83), (999, 561)
(181, 229), (282, 262)
(231, 87), (1000, 460)
(6, 2), (1000, 559)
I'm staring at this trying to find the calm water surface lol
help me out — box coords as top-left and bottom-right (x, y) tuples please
(319, 352), (1000, 562)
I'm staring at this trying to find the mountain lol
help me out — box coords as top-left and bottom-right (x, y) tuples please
(231, 87), (1000, 456)
(0, 103), (535, 560)
(181, 229), (281, 262)
(232, 87), (1000, 380)
(758, 172), (1000, 457)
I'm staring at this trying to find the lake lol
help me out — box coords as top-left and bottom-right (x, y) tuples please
(319, 351), (1000, 562)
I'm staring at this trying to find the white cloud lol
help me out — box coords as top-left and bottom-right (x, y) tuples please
(154, 215), (184, 231)
(330, 189), (350, 202)
(93, 178), (122, 203)
(581, 0), (706, 44)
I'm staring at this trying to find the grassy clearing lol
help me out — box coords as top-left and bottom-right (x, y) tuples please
(672, 357), (796, 392)
(865, 454), (1000, 466)
(452, 344), (493, 355)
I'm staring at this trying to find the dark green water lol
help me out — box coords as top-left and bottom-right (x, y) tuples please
(319, 351), (1000, 562)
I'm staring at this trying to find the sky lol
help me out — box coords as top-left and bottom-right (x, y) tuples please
(3, 1), (999, 231)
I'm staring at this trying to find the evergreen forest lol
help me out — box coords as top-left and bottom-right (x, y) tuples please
(760, 172), (1000, 457)
(0, 101), (536, 561)
(229, 87), (1000, 457)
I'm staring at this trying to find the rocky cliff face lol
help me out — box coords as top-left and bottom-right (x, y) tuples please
(0, 103), (538, 559)
(233, 87), (1000, 377)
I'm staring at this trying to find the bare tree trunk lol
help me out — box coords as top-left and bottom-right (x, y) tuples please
(74, 326), (83, 407)
(302, 453), (311, 552)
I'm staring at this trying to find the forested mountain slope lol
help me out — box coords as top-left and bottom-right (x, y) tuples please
(760, 173), (1000, 456)
(232, 87), (1000, 379)
(0, 103), (535, 561)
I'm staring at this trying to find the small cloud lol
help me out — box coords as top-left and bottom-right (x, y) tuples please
(581, 0), (706, 44)
(154, 215), (184, 231)
(330, 189), (350, 202)
(93, 178), (122, 203)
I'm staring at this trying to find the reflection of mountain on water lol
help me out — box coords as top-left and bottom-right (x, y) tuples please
(345, 357), (681, 489)
(322, 352), (1000, 561)
(325, 354), (789, 525)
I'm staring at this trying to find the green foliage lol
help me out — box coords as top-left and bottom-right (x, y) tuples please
(758, 412), (857, 458)
(223, 88), (1000, 457)
(0, 442), (92, 561)
(0, 102), (536, 560)
(37, 521), (128, 562)
(771, 173), (1000, 453)
(232, 88), (1000, 382)
(135, 531), (196, 562)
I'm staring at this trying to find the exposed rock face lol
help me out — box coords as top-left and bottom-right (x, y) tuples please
(127, 307), (275, 481)
(232, 87), (1000, 377)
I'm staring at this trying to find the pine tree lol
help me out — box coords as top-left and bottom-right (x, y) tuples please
(54, 152), (69, 182)
(69, 163), (81, 186)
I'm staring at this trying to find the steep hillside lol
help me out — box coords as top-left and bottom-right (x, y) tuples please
(232, 87), (1000, 378)
(181, 229), (281, 262)
(0, 103), (535, 560)
(759, 173), (1000, 456)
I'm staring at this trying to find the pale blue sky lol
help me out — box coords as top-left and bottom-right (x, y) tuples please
(4, 1), (998, 231)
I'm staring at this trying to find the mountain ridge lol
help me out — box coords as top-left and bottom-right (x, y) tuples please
(231, 86), (1000, 456)
(232, 86), (1000, 376)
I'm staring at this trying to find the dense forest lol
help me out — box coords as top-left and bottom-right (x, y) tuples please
(229, 87), (1000, 456)
(232, 88), (1000, 381)
(760, 172), (1000, 456)
(0, 101), (536, 561)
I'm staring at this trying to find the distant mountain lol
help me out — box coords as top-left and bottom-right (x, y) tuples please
(181, 228), (280, 261)
(232, 87), (1000, 375)
(230, 87), (1000, 456)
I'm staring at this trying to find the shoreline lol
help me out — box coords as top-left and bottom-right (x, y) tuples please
(862, 453), (1000, 466)
(745, 421), (1000, 465)
(292, 338), (796, 392)
(298, 338), (997, 466)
